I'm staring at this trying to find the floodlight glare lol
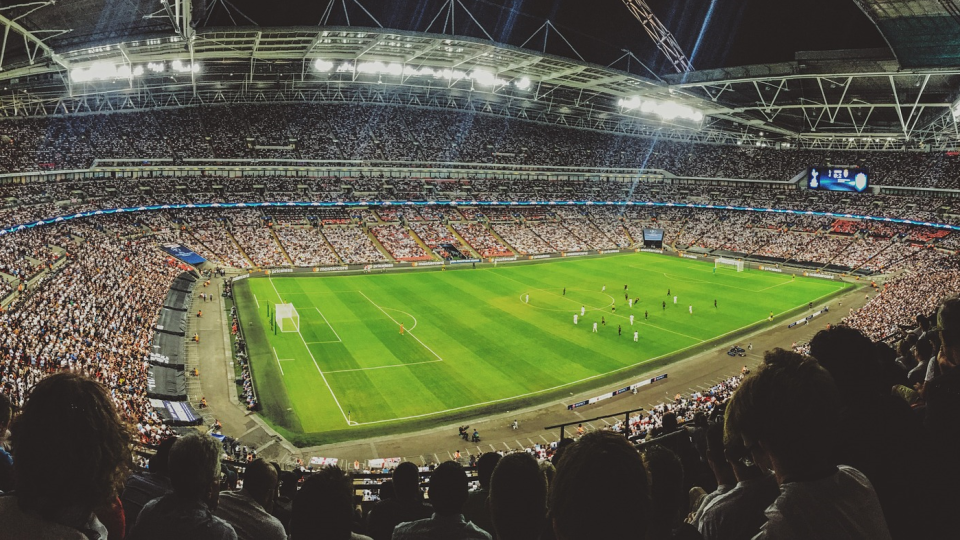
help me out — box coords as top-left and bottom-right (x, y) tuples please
(515, 76), (531, 90)
(314, 59), (334, 72)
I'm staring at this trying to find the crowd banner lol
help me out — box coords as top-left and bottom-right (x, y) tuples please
(161, 244), (207, 265)
(150, 398), (203, 426)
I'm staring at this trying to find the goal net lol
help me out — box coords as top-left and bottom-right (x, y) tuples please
(715, 257), (745, 272)
(275, 303), (300, 333)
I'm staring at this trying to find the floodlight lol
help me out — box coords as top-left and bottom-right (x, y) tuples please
(314, 59), (334, 72)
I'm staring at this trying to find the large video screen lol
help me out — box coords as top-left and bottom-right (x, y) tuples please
(643, 229), (664, 241)
(808, 167), (869, 193)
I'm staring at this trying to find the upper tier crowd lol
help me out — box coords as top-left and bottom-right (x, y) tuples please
(1, 102), (960, 188)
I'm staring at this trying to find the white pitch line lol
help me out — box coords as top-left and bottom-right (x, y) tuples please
(314, 307), (343, 343)
(271, 347), (285, 376)
(269, 277), (353, 426)
(324, 359), (443, 374)
(358, 290), (443, 362)
(254, 294), (260, 309)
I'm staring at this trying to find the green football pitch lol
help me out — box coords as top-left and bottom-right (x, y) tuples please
(233, 253), (851, 445)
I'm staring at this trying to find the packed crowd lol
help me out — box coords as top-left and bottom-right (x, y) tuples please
(5, 294), (960, 539)
(0, 218), (182, 449)
(3, 102), (960, 188)
(369, 225), (432, 262)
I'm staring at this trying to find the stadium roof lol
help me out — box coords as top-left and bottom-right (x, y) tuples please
(854, 0), (960, 68)
(0, 1), (957, 151)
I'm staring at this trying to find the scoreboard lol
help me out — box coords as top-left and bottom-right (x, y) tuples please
(808, 167), (869, 193)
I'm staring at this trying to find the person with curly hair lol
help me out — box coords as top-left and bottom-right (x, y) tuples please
(0, 372), (132, 540)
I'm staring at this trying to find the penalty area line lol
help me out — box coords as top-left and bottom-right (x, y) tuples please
(357, 290), (443, 363)
(314, 307), (343, 343)
(269, 277), (352, 426)
(324, 359), (444, 374)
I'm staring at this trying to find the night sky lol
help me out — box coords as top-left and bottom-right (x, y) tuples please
(215, 0), (889, 74)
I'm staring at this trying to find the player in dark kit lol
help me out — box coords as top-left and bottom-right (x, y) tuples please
(714, 299), (717, 308)
(662, 301), (666, 311)
(618, 325), (622, 336)
(645, 310), (649, 319)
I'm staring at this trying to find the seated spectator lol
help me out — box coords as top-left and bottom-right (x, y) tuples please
(0, 372), (131, 540)
(488, 452), (547, 540)
(461, 452), (500, 536)
(127, 432), (237, 540)
(0, 391), (12, 493)
(642, 445), (702, 540)
(121, 436), (177, 534)
(724, 349), (891, 539)
(364, 462), (432, 540)
(550, 430), (650, 540)
(291, 466), (372, 540)
(697, 418), (779, 540)
(391, 461), (490, 540)
(810, 326), (940, 539)
(688, 421), (735, 526)
(270, 470), (299, 534)
(215, 458), (286, 540)
(925, 295), (960, 450)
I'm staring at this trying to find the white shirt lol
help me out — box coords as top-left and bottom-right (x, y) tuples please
(754, 465), (891, 540)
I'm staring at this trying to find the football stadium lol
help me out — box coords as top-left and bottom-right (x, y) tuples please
(0, 0), (957, 538)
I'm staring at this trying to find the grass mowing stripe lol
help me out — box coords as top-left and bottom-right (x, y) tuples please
(243, 253), (852, 441)
(358, 290), (443, 361)
(269, 277), (353, 426)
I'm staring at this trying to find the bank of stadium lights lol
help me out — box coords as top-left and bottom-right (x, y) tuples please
(70, 60), (200, 83)
(313, 59), (530, 90)
(618, 96), (703, 123)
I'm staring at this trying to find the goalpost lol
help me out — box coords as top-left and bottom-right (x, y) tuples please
(275, 303), (300, 332)
(715, 257), (745, 272)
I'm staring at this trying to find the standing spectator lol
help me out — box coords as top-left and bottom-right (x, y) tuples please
(292, 466), (372, 540)
(365, 462), (432, 540)
(697, 419), (779, 540)
(215, 458), (286, 540)
(391, 461), (490, 540)
(127, 433), (237, 540)
(488, 452), (547, 540)
(461, 452), (500, 536)
(0, 391), (12, 493)
(121, 436), (177, 534)
(0, 372), (131, 539)
(550, 430), (651, 540)
(724, 349), (891, 539)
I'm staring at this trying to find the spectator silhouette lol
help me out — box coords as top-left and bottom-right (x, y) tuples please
(121, 435), (177, 533)
(461, 452), (500, 536)
(488, 452), (547, 540)
(292, 466), (372, 540)
(215, 458), (286, 540)
(725, 348), (891, 539)
(550, 430), (650, 540)
(392, 460), (490, 540)
(0, 372), (131, 540)
(127, 432), (237, 540)
(364, 462), (432, 540)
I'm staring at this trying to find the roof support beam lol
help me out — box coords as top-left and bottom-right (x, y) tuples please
(0, 2), (69, 72)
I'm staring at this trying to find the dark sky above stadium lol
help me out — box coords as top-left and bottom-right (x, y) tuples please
(214, 0), (888, 75)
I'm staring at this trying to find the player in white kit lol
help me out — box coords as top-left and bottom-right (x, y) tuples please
(630, 314), (635, 325)
(573, 314), (578, 324)
(592, 322), (598, 333)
